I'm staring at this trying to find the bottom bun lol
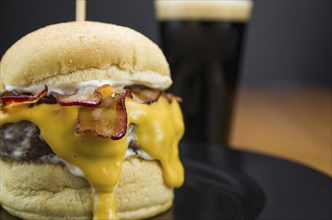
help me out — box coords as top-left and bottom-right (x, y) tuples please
(0, 157), (173, 219)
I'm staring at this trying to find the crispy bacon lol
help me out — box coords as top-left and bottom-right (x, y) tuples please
(76, 88), (130, 140)
(52, 86), (102, 107)
(165, 93), (183, 103)
(37, 95), (57, 105)
(125, 85), (161, 104)
(1, 86), (48, 111)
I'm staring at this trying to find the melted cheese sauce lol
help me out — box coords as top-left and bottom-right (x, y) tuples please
(0, 96), (184, 219)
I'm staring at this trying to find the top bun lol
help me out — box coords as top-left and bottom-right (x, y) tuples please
(0, 21), (171, 90)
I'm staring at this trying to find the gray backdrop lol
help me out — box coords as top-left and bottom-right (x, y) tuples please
(1, 0), (331, 87)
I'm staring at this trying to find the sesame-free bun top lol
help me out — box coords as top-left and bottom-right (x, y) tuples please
(0, 21), (171, 90)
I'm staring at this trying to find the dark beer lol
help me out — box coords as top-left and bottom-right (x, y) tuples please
(155, 1), (252, 145)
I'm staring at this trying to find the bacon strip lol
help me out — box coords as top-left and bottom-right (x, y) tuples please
(125, 85), (161, 104)
(1, 86), (48, 111)
(52, 86), (102, 107)
(76, 89), (130, 140)
(165, 93), (183, 103)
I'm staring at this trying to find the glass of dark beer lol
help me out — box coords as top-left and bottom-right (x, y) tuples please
(155, 0), (253, 146)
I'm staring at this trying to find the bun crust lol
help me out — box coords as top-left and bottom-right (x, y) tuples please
(0, 157), (173, 219)
(0, 21), (171, 89)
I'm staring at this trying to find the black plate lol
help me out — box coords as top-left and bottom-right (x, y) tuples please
(153, 142), (331, 220)
(1, 142), (331, 220)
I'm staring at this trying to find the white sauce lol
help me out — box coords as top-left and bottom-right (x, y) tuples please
(62, 160), (86, 177)
(125, 148), (136, 158)
(137, 149), (154, 161)
(5, 80), (133, 95)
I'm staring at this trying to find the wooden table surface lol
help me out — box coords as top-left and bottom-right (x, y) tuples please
(230, 85), (331, 176)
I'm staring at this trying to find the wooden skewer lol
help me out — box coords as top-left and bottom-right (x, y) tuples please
(76, 0), (86, 21)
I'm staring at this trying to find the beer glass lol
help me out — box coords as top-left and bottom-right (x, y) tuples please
(155, 0), (253, 146)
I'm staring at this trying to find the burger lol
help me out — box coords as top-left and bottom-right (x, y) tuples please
(0, 21), (184, 219)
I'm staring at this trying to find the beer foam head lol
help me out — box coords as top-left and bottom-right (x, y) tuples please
(155, 0), (253, 22)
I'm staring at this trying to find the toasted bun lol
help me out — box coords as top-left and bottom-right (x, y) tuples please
(0, 21), (171, 90)
(0, 157), (173, 220)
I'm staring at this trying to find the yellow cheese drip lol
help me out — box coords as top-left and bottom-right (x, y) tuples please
(0, 96), (184, 220)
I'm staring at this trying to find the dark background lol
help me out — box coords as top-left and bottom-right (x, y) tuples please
(0, 0), (331, 87)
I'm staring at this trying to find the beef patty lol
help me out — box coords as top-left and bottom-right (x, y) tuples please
(0, 121), (54, 161)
